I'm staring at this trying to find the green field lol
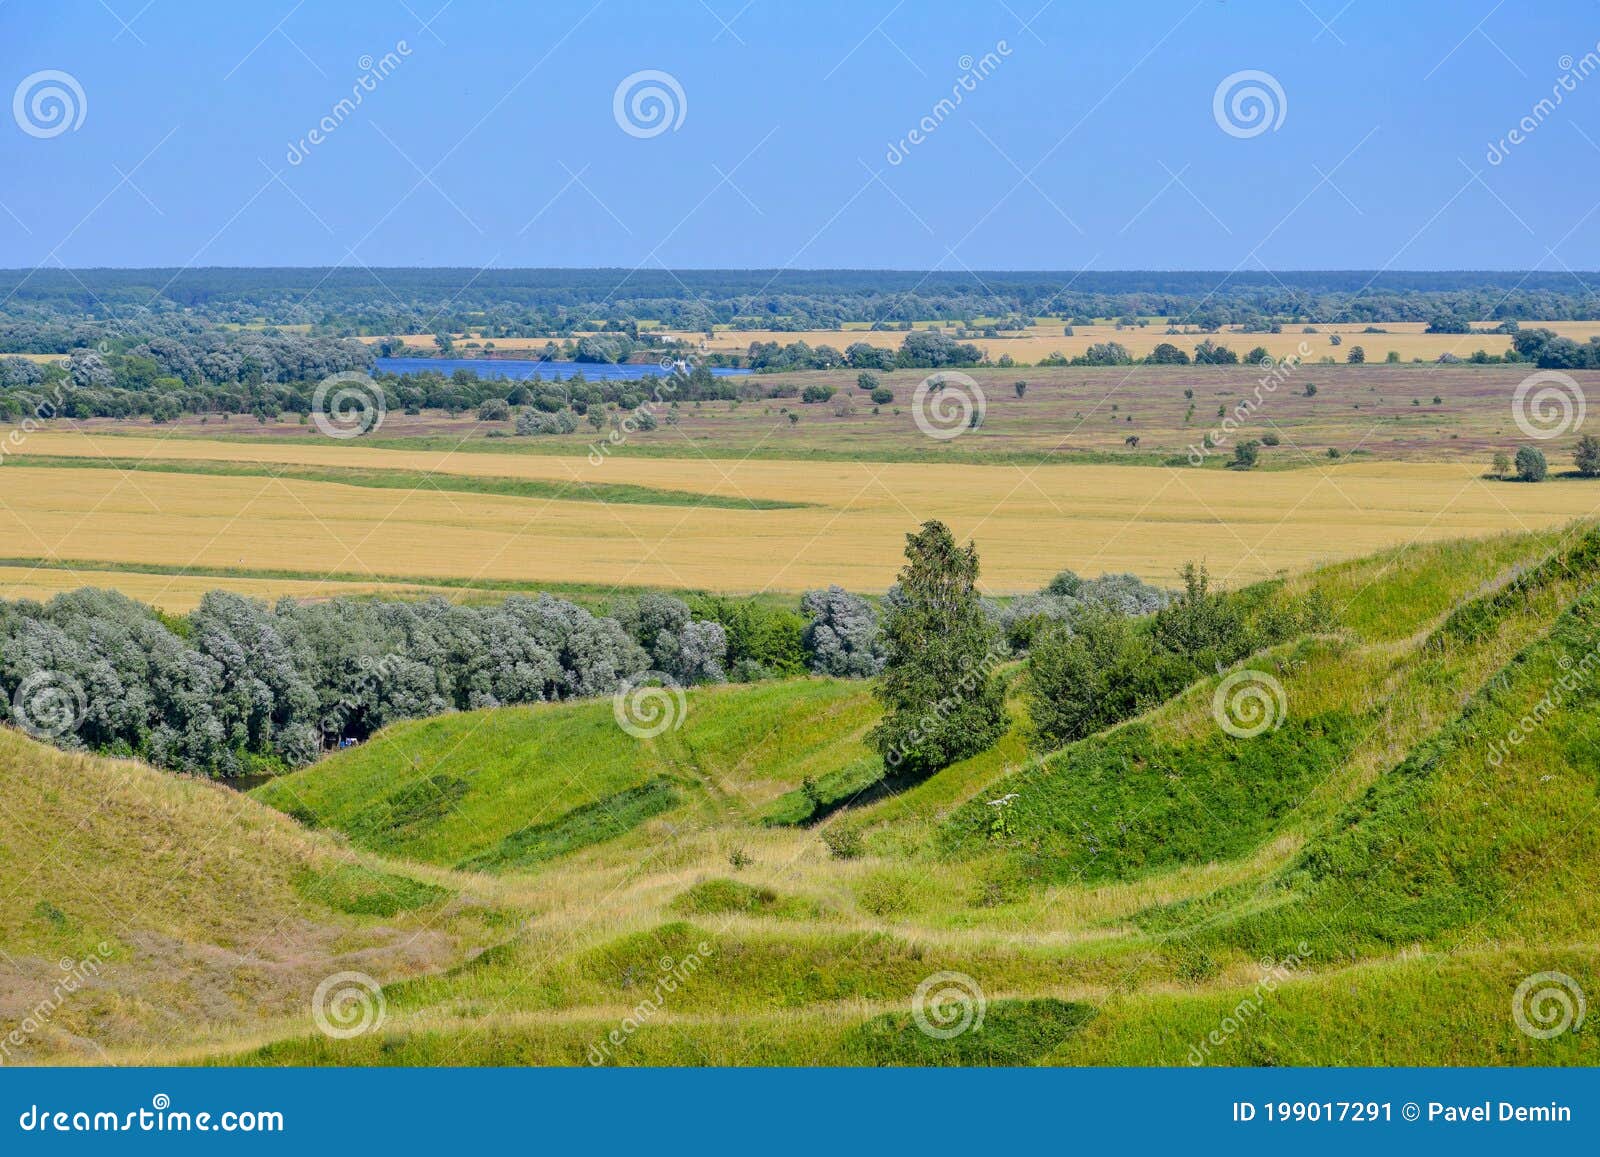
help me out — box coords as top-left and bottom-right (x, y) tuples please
(7, 522), (1598, 1066)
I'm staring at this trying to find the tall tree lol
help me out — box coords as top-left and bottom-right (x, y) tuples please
(868, 521), (1007, 777)
(1575, 434), (1600, 478)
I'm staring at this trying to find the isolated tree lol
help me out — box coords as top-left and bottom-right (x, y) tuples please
(1346, 345), (1365, 364)
(1492, 451), (1512, 479)
(868, 521), (1007, 778)
(1231, 440), (1261, 470)
(1303, 383), (1318, 398)
(1014, 380), (1028, 398)
(856, 371), (880, 392)
(1515, 445), (1549, 482)
(1575, 434), (1600, 477)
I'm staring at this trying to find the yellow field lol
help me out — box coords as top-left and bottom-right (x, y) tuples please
(363, 321), (1600, 366)
(4, 435), (1600, 608)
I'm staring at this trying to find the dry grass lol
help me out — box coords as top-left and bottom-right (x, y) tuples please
(0, 730), (496, 1063)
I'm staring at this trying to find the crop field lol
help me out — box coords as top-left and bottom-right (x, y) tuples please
(364, 320), (1600, 366)
(3, 432), (1599, 609)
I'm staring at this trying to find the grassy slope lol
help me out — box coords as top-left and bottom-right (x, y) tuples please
(32, 523), (1600, 1066)
(252, 678), (881, 869)
(0, 730), (505, 1063)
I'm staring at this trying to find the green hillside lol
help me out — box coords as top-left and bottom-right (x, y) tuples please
(15, 523), (1600, 1067)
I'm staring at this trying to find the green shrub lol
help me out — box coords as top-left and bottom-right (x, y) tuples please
(1515, 445), (1548, 482)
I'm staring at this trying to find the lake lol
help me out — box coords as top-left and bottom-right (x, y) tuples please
(374, 357), (750, 381)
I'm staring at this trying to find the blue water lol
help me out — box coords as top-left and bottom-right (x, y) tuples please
(374, 356), (750, 381)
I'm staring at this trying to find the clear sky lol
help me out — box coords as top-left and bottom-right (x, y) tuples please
(2, 0), (1598, 271)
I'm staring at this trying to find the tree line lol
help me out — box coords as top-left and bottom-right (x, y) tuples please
(0, 550), (1172, 779)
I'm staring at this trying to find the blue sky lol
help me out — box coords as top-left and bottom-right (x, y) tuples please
(2, 0), (1598, 270)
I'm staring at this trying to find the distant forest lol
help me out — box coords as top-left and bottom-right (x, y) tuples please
(3, 267), (1600, 338)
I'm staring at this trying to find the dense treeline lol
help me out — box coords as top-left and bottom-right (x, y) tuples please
(4, 268), (1600, 338)
(0, 331), (372, 422)
(0, 566), (1169, 777)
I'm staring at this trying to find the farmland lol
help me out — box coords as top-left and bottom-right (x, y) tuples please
(366, 319), (1600, 366)
(4, 267), (1600, 1074)
(3, 432), (1599, 609)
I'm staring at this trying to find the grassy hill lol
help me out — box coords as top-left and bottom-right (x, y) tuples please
(11, 522), (1600, 1066)
(0, 730), (507, 1063)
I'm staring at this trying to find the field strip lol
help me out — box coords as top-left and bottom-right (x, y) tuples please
(5, 452), (809, 511)
(1, 457), (1598, 598)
